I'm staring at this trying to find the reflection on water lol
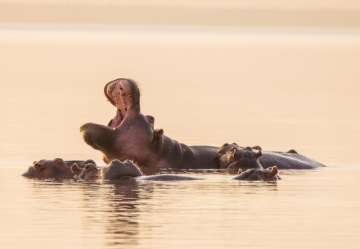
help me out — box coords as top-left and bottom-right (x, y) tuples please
(1, 165), (360, 249)
(1, 21), (360, 249)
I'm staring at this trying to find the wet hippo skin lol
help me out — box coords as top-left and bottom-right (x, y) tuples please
(22, 159), (95, 179)
(73, 159), (201, 181)
(81, 78), (326, 174)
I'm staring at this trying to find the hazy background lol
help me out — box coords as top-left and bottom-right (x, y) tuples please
(1, 0), (359, 166)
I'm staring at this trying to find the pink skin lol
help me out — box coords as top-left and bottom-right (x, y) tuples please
(106, 79), (134, 129)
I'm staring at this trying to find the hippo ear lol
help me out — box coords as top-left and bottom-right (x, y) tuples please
(252, 145), (262, 158)
(229, 148), (237, 161)
(252, 145), (262, 151)
(269, 166), (278, 178)
(146, 115), (155, 125)
(152, 129), (164, 143)
(218, 143), (229, 154)
(71, 163), (81, 175)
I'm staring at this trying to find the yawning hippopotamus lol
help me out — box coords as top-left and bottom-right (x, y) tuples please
(80, 78), (326, 174)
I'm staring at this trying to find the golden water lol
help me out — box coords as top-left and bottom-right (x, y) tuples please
(1, 166), (360, 249)
(1, 4), (360, 248)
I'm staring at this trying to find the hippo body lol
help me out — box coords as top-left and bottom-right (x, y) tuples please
(259, 151), (325, 169)
(81, 78), (326, 174)
(217, 143), (325, 172)
(81, 119), (325, 174)
(151, 135), (219, 170)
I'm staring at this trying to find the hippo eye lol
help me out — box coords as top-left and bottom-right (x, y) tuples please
(34, 163), (42, 169)
(35, 164), (46, 171)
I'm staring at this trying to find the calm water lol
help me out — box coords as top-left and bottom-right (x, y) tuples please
(1, 165), (360, 249)
(1, 7), (360, 248)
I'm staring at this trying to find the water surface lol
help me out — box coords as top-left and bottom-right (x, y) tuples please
(1, 165), (359, 249)
(1, 5), (360, 248)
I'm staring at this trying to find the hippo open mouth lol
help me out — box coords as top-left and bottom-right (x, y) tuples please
(81, 79), (142, 153)
(104, 78), (140, 128)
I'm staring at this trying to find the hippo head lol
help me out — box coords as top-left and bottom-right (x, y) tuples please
(81, 79), (163, 170)
(71, 162), (100, 181)
(102, 159), (143, 180)
(23, 158), (73, 179)
(217, 143), (263, 173)
(217, 143), (240, 168)
(234, 166), (280, 181)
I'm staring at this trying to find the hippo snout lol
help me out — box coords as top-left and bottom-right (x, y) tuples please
(80, 123), (94, 133)
(22, 166), (36, 178)
(80, 123), (97, 148)
(80, 122), (115, 151)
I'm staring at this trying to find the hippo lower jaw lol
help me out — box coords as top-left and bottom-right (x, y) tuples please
(81, 129), (99, 150)
(80, 123), (116, 152)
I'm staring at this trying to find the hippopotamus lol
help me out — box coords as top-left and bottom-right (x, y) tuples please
(23, 157), (279, 182)
(217, 144), (280, 181)
(74, 159), (279, 182)
(80, 78), (326, 174)
(72, 159), (201, 181)
(22, 158), (96, 179)
(217, 144), (264, 173)
(234, 166), (280, 181)
(22, 158), (200, 181)
(217, 142), (324, 170)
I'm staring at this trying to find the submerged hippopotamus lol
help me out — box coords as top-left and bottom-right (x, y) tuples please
(217, 144), (263, 173)
(23, 157), (280, 182)
(217, 144), (280, 181)
(80, 78), (326, 174)
(72, 159), (201, 181)
(234, 166), (279, 181)
(22, 158), (95, 180)
(73, 159), (279, 182)
(22, 158), (200, 181)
